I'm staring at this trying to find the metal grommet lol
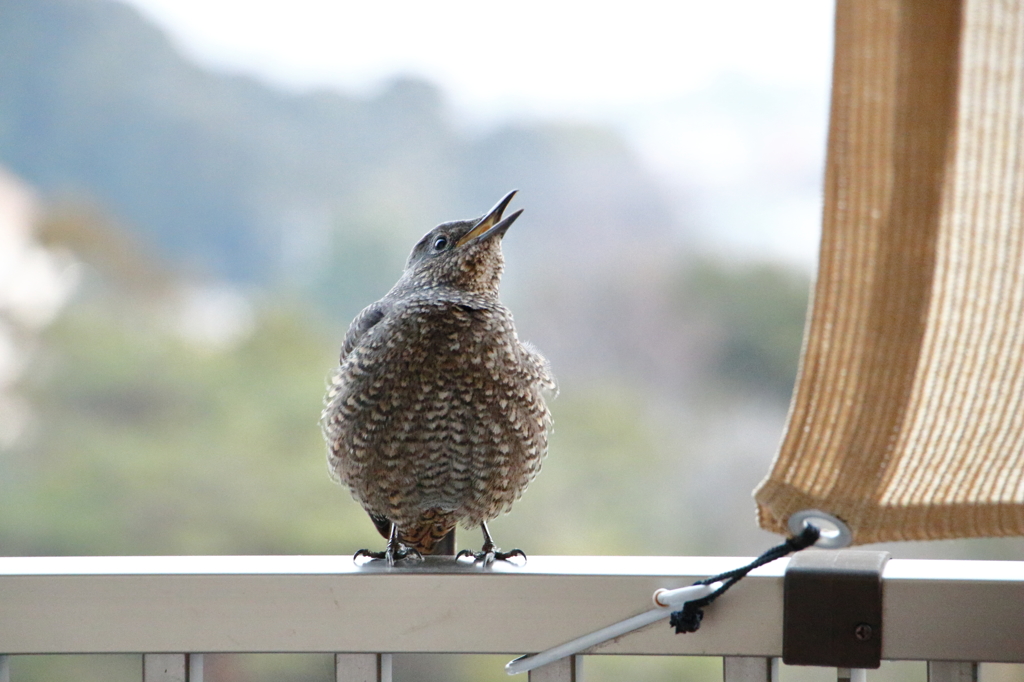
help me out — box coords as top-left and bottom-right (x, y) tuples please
(787, 509), (853, 548)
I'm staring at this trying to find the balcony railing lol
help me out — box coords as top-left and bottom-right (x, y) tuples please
(1, 555), (1022, 681)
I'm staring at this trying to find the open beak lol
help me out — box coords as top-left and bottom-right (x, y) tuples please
(456, 190), (519, 247)
(462, 209), (523, 246)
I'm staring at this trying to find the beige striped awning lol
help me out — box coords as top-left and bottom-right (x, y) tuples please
(754, 0), (1024, 544)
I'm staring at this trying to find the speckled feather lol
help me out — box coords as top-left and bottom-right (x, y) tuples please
(321, 196), (555, 554)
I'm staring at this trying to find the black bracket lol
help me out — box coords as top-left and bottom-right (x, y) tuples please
(783, 549), (890, 669)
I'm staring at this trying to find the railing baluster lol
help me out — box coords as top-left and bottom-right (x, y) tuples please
(724, 657), (778, 682)
(928, 661), (978, 682)
(142, 654), (201, 682)
(528, 655), (582, 682)
(0, 654), (9, 682)
(838, 668), (867, 682)
(335, 653), (392, 682)
(143, 654), (187, 682)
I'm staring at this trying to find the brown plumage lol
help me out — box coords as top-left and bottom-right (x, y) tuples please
(321, 191), (555, 565)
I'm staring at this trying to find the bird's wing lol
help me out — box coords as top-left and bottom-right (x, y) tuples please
(340, 300), (388, 361)
(522, 340), (559, 396)
(322, 300), (390, 423)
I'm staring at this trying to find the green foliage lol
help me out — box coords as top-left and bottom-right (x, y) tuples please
(490, 382), (700, 556)
(3, 297), (378, 556)
(681, 259), (810, 398)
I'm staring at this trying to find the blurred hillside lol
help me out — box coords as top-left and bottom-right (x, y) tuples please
(0, 0), (677, 292)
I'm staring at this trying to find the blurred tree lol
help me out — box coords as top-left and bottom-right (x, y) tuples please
(2, 206), (373, 556)
(681, 259), (810, 398)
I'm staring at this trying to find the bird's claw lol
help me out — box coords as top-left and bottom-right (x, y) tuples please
(456, 546), (527, 567)
(353, 545), (423, 567)
(353, 548), (385, 563)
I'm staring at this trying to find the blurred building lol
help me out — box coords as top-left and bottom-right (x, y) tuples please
(0, 166), (79, 447)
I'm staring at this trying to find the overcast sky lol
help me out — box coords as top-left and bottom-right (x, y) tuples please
(117, 0), (836, 266)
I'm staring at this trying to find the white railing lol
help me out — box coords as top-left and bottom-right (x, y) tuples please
(1, 555), (1022, 681)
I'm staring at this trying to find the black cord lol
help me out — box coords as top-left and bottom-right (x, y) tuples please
(669, 524), (821, 634)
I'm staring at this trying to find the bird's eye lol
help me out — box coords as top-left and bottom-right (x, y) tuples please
(432, 236), (449, 252)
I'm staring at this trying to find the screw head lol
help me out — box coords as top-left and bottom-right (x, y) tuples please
(854, 623), (874, 641)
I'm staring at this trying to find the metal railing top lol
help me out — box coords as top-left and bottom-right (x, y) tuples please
(0, 554), (766, 576)
(0, 555), (1022, 663)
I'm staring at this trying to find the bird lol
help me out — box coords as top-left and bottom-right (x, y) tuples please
(321, 191), (555, 566)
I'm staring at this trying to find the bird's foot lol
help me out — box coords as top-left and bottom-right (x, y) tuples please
(353, 544), (423, 567)
(456, 544), (527, 567)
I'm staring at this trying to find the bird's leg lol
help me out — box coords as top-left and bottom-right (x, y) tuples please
(353, 523), (423, 566)
(480, 521), (526, 563)
(456, 521), (526, 566)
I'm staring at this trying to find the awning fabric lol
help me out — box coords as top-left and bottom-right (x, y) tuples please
(754, 0), (1024, 544)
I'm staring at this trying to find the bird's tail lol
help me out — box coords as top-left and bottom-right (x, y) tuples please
(399, 509), (458, 555)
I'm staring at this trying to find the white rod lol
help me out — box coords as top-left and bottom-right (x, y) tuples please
(506, 583), (718, 675)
